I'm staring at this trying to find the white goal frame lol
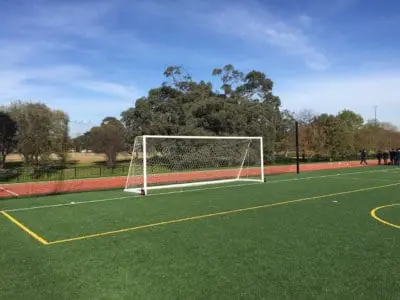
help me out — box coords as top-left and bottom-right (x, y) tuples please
(124, 135), (264, 195)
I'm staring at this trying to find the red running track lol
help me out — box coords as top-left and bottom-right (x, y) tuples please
(0, 160), (377, 198)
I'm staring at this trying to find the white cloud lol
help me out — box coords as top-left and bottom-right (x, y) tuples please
(201, 5), (330, 70)
(76, 81), (139, 99)
(8, 1), (113, 40)
(124, 0), (330, 70)
(0, 42), (35, 67)
(0, 64), (141, 136)
(0, 0), (143, 134)
(0, 64), (139, 99)
(277, 71), (400, 126)
(33, 65), (92, 82)
(298, 14), (313, 28)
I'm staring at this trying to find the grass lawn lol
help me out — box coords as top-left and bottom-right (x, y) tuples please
(1, 166), (399, 299)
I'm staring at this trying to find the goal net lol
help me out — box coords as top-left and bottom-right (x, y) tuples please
(124, 135), (264, 195)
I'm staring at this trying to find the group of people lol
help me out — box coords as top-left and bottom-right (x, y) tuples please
(359, 149), (400, 165)
(376, 149), (400, 165)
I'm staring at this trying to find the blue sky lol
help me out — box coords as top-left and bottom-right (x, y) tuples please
(1, 0), (399, 136)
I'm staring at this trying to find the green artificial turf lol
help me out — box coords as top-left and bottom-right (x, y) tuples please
(1, 166), (399, 299)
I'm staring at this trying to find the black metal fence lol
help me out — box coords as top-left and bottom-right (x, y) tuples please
(0, 165), (129, 183)
(0, 154), (379, 184)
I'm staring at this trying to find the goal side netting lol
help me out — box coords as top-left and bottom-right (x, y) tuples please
(124, 135), (264, 195)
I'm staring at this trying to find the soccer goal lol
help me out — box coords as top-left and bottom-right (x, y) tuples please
(124, 135), (264, 195)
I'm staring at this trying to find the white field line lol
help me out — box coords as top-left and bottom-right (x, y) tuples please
(330, 176), (400, 183)
(2, 182), (260, 213)
(264, 167), (400, 184)
(2, 167), (400, 213)
(0, 187), (20, 197)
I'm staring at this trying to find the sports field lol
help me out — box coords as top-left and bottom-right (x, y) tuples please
(1, 166), (399, 299)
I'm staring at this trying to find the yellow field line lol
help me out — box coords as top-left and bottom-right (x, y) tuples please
(1, 211), (49, 245)
(370, 203), (400, 230)
(47, 182), (400, 245)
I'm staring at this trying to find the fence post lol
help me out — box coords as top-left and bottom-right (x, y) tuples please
(100, 166), (102, 177)
(295, 120), (300, 174)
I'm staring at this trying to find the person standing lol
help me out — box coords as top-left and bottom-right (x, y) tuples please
(376, 150), (383, 165)
(390, 149), (395, 165)
(383, 150), (389, 165)
(360, 149), (368, 165)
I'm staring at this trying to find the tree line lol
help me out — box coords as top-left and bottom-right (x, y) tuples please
(1, 64), (399, 169)
(296, 110), (400, 160)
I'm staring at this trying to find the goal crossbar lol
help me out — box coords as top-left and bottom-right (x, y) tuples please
(142, 135), (262, 140)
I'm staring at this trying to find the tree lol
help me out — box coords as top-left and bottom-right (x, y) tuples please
(9, 102), (53, 165)
(335, 110), (364, 156)
(51, 110), (70, 165)
(121, 65), (284, 163)
(274, 110), (296, 157)
(295, 109), (317, 159)
(379, 122), (398, 132)
(163, 65), (193, 92)
(0, 112), (17, 168)
(121, 65), (400, 163)
(296, 109), (316, 125)
(212, 64), (244, 96)
(88, 117), (125, 167)
(72, 132), (91, 152)
(307, 114), (338, 158)
(6, 101), (70, 166)
(292, 109), (371, 160)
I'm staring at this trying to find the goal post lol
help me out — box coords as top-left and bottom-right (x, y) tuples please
(124, 135), (264, 195)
